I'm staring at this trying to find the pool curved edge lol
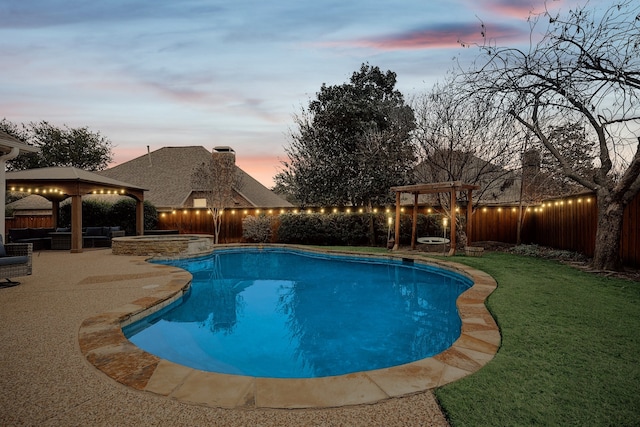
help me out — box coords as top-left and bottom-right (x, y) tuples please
(78, 244), (500, 409)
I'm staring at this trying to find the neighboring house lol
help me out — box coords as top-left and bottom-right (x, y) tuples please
(6, 194), (52, 217)
(410, 150), (522, 207)
(98, 146), (292, 211)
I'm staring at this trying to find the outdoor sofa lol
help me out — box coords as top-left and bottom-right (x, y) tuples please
(0, 235), (32, 287)
(7, 227), (54, 250)
(9, 226), (125, 250)
(82, 226), (125, 247)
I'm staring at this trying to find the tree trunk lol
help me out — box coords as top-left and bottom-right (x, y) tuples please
(591, 193), (624, 271)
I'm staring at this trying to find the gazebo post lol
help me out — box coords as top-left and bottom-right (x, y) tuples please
(71, 195), (83, 253)
(136, 199), (144, 235)
(51, 200), (60, 229)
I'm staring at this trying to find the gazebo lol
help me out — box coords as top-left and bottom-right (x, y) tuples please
(391, 181), (480, 255)
(6, 167), (147, 253)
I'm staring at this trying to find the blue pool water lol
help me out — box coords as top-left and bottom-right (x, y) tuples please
(124, 248), (472, 378)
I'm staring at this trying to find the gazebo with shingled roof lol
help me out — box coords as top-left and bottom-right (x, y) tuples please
(6, 167), (147, 253)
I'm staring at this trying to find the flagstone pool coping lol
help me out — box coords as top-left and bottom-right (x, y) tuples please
(79, 244), (500, 409)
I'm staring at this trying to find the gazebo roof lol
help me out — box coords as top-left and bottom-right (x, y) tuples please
(6, 167), (147, 199)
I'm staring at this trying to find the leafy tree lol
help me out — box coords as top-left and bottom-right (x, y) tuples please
(461, 0), (640, 271)
(276, 64), (417, 208)
(0, 119), (113, 171)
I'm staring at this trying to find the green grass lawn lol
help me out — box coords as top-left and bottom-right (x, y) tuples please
(323, 247), (640, 426)
(434, 252), (640, 426)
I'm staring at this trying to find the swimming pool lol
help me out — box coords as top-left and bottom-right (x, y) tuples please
(124, 247), (472, 378)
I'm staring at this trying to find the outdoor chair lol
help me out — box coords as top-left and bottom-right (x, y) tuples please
(0, 235), (33, 288)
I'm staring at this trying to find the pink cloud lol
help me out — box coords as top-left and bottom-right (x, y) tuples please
(470, 0), (573, 20)
(318, 23), (525, 51)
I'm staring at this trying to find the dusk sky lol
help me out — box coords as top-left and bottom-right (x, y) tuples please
(1, 0), (603, 187)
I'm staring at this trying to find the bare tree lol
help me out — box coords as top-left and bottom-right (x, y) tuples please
(462, 0), (640, 270)
(190, 148), (243, 244)
(413, 78), (523, 207)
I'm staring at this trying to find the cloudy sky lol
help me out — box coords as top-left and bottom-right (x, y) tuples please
(0, 0), (602, 187)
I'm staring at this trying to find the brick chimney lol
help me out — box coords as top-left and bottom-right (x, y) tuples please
(212, 146), (236, 163)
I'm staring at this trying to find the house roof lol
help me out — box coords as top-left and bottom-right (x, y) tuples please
(6, 193), (130, 212)
(412, 151), (522, 206)
(98, 146), (292, 209)
(6, 194), (52, 211)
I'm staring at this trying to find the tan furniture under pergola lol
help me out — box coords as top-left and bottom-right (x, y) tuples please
(391, 181), (480, 255)
(6, 167), (147, 253)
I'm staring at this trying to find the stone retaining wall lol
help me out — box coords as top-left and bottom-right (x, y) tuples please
(112, 235), (214, 257)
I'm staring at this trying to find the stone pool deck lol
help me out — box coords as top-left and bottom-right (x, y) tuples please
(0, 247), (499, 426)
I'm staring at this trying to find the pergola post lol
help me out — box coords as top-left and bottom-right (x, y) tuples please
(466, 189), (474, 246)
(449, 189), (457, 256)
(411, 193), (418, 250)
(393, 191), (401, 250)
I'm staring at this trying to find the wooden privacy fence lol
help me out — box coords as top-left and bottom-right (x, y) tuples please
(5, 215), (53, 230)
(156, 192), (639, 267)
(470, 192), (639, 267)
(7, 191), (639, 267)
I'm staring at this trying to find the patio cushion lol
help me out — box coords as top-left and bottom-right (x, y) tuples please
(8, 228), (29, 241)
(85, 227), (104, 236)
(0, 255), (29, 266)
(30, 228), (53, 238)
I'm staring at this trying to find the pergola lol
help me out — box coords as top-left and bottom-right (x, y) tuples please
(390, 181), (480, 255)
(6, 167), (147, 253)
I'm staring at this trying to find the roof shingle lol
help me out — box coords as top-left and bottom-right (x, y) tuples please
(98, 146), (291, 209)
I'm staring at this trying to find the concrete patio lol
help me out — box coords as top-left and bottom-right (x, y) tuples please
(0, 248), (492, 426)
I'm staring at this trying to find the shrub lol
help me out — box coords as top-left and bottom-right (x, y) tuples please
(58, 198), (158, 233)
(109, 199), (158, 235)
(510, 244), (588, 262)
(59, 199), (111, 227)
(275, 212), (431, 246)
(242, 215), (274, 243)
